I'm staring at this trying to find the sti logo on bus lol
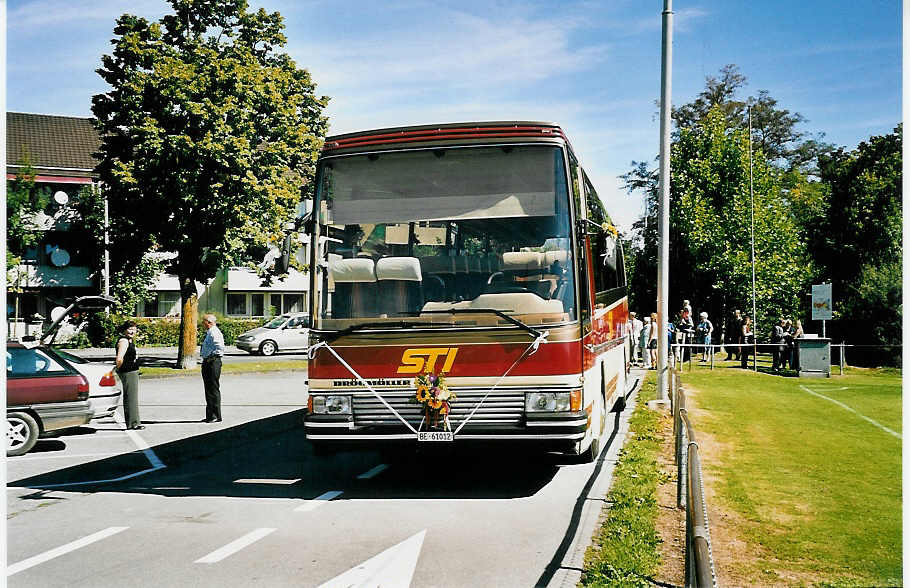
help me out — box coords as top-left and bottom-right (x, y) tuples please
(397, 348), (459, 374)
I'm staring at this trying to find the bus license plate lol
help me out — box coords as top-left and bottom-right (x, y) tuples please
(417, 431), (453, 442)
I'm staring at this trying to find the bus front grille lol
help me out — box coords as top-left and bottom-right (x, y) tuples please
(352, 391), (526, 427)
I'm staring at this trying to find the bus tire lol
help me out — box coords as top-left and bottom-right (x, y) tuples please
(579, 435), (601, 463)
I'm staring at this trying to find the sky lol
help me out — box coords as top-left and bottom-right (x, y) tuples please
(6, 0), (903, 231)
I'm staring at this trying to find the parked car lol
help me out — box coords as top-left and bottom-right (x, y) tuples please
(235, 313), (310, 356)
(54, 350), (122, 419)
(6, 343), (94, 456)
(6, 295), (119, 456)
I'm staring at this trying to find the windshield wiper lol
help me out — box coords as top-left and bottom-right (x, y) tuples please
(415, 308), (543, 339)
(314, 321), (438, 343)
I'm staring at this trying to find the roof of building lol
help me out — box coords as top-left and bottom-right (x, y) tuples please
(7, 112), (100, 178)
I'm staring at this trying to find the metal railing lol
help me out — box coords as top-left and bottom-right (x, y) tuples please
(671, 367), (717, 587)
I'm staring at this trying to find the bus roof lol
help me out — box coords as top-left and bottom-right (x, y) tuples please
(322, 121), (572, 154)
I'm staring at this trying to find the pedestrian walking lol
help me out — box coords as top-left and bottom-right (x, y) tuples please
(115, 320), (143, 430)
(640, 316), (651, 369)
(740, 316), (754, 369)
(200, 313), (225, 422)
(648, 312), (659, 368)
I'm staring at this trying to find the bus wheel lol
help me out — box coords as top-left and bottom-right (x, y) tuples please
(579, 435), (601, 463)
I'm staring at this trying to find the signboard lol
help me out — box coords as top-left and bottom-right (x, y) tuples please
(811, 284), (833, 321)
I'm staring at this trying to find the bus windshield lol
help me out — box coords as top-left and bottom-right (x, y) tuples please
(313, 144), (577, 331)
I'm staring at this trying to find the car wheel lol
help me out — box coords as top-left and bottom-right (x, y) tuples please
(259, 340), (278, 356)
(578, 434), (601, 464)
(7, 412), (39, 457)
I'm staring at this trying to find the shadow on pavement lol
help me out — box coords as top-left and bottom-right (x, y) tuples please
(10, 410), (561, 500)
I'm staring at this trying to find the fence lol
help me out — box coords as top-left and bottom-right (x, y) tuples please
(668, 341), (902, 373)
(671, 367), (717, 588)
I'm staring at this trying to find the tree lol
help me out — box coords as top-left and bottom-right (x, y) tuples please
(810, 126), (902, 357)
(625, 107), (813, 337)
(671, 65), (833, 172)
(7, 158), (50, 269)
(92, 0), (329, 368)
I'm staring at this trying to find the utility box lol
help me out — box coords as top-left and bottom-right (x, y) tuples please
(797, 338), (831, 378)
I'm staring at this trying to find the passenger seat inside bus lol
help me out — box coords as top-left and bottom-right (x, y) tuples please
(329, 257), (378, 318)
(376, 257), (423, 317)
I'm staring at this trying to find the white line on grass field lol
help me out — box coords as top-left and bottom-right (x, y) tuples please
(295, 490), (343, 512)
(800, 385), (901, 439)
(357, 464), (389, 479)
(194, 528), (277, 564)
(7, 527), (129, 576)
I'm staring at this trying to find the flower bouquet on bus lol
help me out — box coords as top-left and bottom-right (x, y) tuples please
(412, 371), (457, 441)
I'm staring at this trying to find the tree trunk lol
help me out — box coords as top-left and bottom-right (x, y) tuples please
(176, 276), (199, 369)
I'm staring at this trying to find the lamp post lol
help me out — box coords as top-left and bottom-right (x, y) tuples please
(657, 0), (673, 401)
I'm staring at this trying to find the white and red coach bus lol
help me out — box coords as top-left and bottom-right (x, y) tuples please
(304, 121), (629, 461)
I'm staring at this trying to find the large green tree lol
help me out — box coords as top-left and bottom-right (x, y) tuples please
(810, 126), (902, 358)
(625, 107), (812, 338)
(92, 0), (329, 367)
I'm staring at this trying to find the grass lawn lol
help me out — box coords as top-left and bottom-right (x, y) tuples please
(140, 359), (307, 377)
(683, 362), (901, 586)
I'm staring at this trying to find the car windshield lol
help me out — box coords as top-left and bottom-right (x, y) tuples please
(263, 316), (289, 329)
(312, 144), (577, 331)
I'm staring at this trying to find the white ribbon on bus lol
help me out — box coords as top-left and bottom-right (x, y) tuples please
(307, 330), (550, 437)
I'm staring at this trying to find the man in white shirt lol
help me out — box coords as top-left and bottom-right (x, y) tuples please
(200, 313), (225, 422)
(630, 312), (643, 366)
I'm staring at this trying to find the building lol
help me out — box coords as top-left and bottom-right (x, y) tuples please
(6, 112), (309, 336)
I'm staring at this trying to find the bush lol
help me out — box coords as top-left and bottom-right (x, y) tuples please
(84, 312), (265, 348)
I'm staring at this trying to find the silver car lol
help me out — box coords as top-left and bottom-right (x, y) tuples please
(235, 313), (309, 356)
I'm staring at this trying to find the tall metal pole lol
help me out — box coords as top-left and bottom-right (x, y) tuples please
(103, 187), (111, 298)
(749, 107), (757, 370)
(657, 0), (673, 401)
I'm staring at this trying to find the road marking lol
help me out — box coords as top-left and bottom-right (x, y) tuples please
(294, 490), (343, 512)
(234, 478), (301, 485)
(317, 529), (425, 588)
(194, 528), (277, 564)
(800, 385), (901, 439)
(357, 464), (389, 480)
(7, 526), (129, 576)
(9, 452), (118, 461)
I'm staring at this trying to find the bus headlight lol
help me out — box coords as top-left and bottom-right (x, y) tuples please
(311, 395), (352, 415)
(526, 392), (571, 412)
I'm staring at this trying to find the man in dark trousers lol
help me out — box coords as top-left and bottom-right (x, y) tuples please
(200, 314), (225, 422)
(726, 309), (743, 361)
(771, 317), (787, 372)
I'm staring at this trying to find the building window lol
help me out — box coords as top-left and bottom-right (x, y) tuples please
(282, 294), (302, 314)
(227, 293), (247, 316)
(140, 292), (180, 317)
(250, 293), (265, 317)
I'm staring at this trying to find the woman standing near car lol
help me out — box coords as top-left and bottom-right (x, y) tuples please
(116, 320), (143, 430)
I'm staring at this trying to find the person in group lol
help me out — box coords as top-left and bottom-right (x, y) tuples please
(726, 309), (743, 361)
(677, 307), (695, 363)
(790, 319), (804, 370)
(200, 313), (225, 422)
(696, 311), (714, 362)
(648, 312), (659, 368)
(682, 299), (692, 317)
(667, 318), (677, 367)
(771, 317), (787, 372)
(740, 316), (754, 369)
(115, 320), (143, 430)
(640, 316), (651, 369)
(630, 312), (643, 366)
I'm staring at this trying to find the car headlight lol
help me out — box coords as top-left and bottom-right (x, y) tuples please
(310, 395), (352, 415)
(525, 390), (581, 412)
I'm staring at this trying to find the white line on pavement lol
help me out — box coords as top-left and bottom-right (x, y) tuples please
(800, 385), (901, 439)
(357, 464), (389, 480)
(294, 490), (343, 512)
(7, 527), (129, 576)
(9, 452), (118, 462)
(194, 528), (277, 564)
(234, 478), (301, 485)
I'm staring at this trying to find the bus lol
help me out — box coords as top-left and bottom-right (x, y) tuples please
(304, 121), (629, 461)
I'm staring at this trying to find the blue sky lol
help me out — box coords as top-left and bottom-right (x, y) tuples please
(7, 0), (902, 230)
